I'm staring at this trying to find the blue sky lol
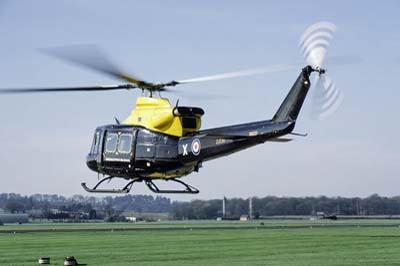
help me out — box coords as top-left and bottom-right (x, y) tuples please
(0, 1), (399, 200)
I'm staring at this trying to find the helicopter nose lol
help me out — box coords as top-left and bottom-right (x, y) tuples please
(86, 154), (98, 172)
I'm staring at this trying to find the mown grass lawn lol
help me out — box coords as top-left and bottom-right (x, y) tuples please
(0, 222), (399, 266)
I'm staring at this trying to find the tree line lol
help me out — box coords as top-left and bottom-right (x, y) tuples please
(1, 193), (400, 220)
(171, 194), (400, 219)
(0, 193), (174, 220)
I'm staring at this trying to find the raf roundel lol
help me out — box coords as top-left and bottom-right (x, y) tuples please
(191, 139), (201, 156)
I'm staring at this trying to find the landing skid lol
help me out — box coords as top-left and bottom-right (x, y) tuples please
(81, 176), (140, 194)
(145, 179), (199, 194)
(81, 176), (199, 194)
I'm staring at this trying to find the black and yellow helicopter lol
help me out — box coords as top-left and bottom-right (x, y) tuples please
(0, 22), (343, 194)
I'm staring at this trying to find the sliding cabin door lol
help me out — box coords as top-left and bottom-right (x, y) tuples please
(102, 129), (136, 174)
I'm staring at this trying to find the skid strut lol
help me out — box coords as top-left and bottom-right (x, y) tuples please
(82, 177), (199, 194)
(81, 176), (141, 194)
(145, 179), (199, 194)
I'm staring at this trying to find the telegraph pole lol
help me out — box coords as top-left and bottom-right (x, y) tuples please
(249, 197), (253, 219)
(222, 197), (226, 218)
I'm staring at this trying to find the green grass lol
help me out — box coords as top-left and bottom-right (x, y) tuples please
(0, 221), (400, 266)
(2, 218), (400, 231)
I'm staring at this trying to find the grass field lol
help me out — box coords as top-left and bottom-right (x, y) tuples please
(1, 220), (400, 266)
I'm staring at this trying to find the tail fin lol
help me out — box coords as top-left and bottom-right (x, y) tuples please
(272, 66), (313, 122)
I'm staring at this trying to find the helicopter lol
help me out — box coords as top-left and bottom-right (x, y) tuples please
(0, 21), (343, 194)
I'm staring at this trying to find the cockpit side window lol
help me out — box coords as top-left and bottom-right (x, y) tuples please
(90, 134), (96, 153)
(90, 131), (101, 154)
(94, 132), (100, 154)
(118, 134), (132, 154)
(105, 133), (118, 153)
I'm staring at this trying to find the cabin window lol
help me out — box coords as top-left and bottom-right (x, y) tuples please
(105, 133), (118, 153)
(154, 133), (176, 145)
(118, 134), (132, 154)
(137, 129), (154, 144)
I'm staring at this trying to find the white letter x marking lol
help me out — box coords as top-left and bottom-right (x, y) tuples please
(182, 144), (188, 156)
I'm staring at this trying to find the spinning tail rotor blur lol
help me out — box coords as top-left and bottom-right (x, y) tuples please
(299, 21), (344, 120)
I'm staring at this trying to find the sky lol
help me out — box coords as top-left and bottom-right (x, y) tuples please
(0, 0), (399, 200)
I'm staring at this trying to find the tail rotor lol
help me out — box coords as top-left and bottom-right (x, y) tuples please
(299, 21), (343, 120)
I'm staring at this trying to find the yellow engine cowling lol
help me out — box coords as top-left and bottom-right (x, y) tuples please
(122, 97), (203, 137)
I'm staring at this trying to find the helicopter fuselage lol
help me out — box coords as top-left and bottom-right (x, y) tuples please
(84, 65), (315, 193)
(86, 119), (294, 180)
(0, 20), (336, 195)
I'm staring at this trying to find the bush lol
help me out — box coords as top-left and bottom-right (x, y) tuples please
(104, 215), (127, 222)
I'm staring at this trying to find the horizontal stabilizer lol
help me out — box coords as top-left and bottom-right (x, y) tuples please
(267, 137), (293, 142)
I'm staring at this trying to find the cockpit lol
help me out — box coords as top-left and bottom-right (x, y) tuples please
(86, 125), (179, 177)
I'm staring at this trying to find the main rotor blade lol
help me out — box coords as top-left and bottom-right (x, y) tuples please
(174, 54), (361, 86)
(176, 64), (297, 84)
(0, 84), (135, 94)
(41, 45), (154, 88)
